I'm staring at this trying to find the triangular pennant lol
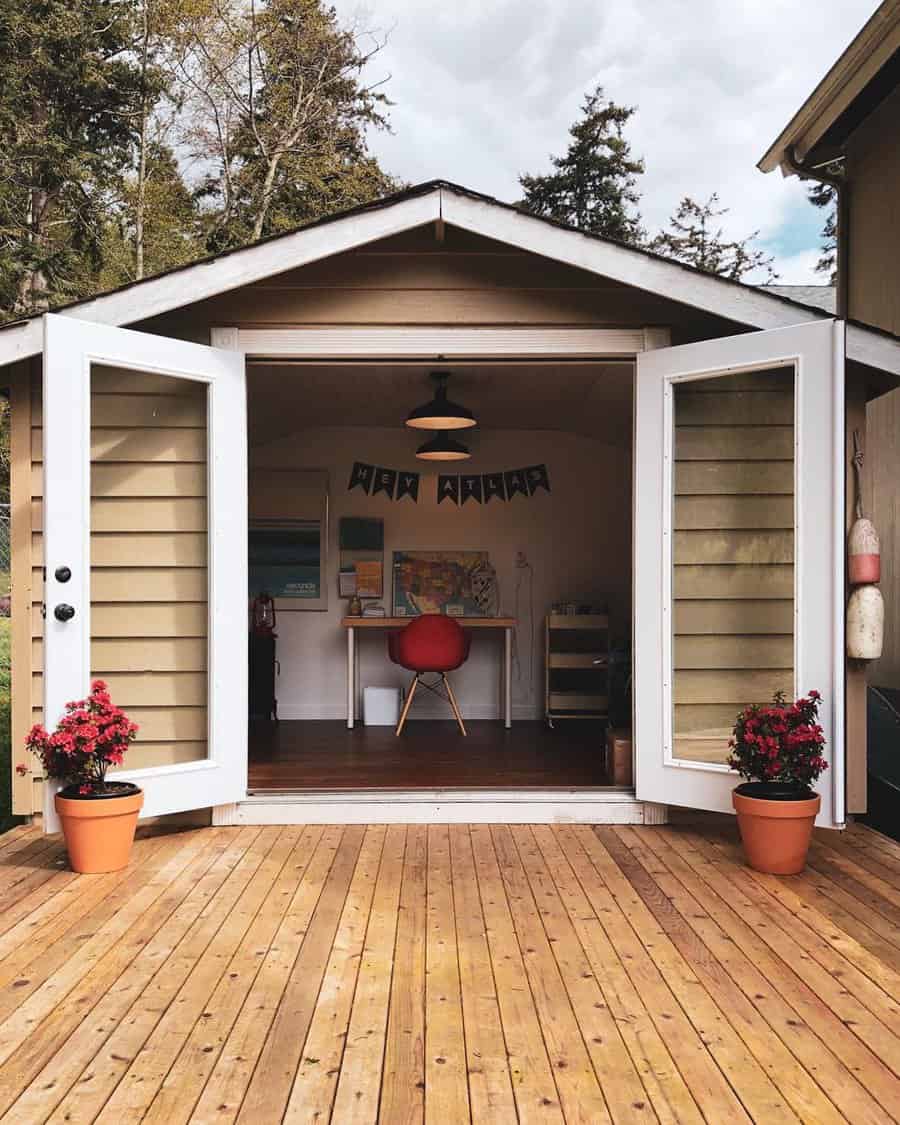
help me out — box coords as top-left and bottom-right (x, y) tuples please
(460, 475), (483, 504)
(348, 461), (374, 494)
(525, 464), (551, 494)
(371, 467), (397, 499)
(482, 472), (506, 503)
(504, 468), (528, 499)
(437, 475), (460, 505)
(396, 471), (420, 502)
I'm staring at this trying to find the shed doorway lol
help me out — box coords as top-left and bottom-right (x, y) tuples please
(244, 358), (635, 793)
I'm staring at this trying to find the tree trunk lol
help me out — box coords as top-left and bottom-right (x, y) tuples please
(251, 151), (283, 242)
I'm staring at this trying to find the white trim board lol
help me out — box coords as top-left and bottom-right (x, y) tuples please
(2, 184), (897, 376)
(215, 790), (665, 825)
(238, 326), (649, 358)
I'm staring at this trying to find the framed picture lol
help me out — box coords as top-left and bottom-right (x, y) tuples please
(248, 469), (328, 610)
(392, 550), (491, 617)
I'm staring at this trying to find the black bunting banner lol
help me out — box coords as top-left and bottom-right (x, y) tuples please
(395, 471), (420, 502)
(348, 461), (374, 494)
(525, 464), (551, 494)
(437, 474), (460, 505)
(371, 467), (397, 499)
(350, 463), (549, 506)
(460, 475), (483, 504)
(504, 468), (529, 499)
(482, 472), (506, 503)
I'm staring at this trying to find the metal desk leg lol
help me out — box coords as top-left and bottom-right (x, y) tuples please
(347, 626), (355, 729)
(504, 627), (512, 729)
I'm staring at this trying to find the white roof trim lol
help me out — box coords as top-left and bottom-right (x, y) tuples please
(758, 0), (900, 175)
(1, 182), (897, 376)
(0, 189), (441, 367)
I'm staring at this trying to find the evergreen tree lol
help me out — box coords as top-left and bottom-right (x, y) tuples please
(651, 194), (778, 282)
(99, 143), (202, 288)
(0, 0), (144, 315)
(519, 86), (645, 244)
(807, 179), (837, 282)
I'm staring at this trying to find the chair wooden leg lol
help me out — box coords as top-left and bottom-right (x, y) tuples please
(443, 673), (467, 736)
(395, 674), (419, 736)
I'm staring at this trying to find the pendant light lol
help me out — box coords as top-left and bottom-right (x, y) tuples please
(406, 371), (476, 430)
(415, 430), (471, 461)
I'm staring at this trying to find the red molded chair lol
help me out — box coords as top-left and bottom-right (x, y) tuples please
(388, 615), (472, 736)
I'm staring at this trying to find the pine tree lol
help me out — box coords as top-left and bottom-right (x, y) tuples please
(519, 86), (645, 244)
(807, 180), (837, 282)
(0, 0), (144, 315)
(651, 194), (778, 282)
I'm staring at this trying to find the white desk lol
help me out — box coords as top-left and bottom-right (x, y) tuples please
(341, 616), (517, 729)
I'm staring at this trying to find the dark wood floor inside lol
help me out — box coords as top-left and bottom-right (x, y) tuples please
(248, 720), (611, 790)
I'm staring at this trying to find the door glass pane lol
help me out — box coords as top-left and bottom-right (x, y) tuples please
(90, 364), (209, 769)
(672, 367), (794, 764)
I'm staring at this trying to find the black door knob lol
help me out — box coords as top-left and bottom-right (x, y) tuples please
(54, 604), (75, 622)
(54, 566), (72, 583)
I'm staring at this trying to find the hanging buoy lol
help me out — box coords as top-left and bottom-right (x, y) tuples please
(848, 517), (881, 584)
(847, 585), (884, 659)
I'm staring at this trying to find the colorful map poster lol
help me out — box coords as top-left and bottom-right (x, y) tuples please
(392, 551), (490, 617)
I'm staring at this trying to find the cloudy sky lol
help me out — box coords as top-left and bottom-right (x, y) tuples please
(333, 0), (875, 284)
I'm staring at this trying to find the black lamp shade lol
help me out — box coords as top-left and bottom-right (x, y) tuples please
(415, 430), (471, 461)
(406, 371), (476, 430)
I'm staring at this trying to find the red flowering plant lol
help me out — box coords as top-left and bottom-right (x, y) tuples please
(18, 681), (139, 797)
(727, 690), (827, 794)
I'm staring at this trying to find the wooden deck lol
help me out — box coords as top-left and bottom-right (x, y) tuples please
(0, 818), (898, 1124)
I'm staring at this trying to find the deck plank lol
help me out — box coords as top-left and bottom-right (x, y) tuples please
(448, 825), (517, 1124)
(283, 824), (387, 1124)
(331, 825), (406, 1125)
(492, 824), (611, 1124)
(423, 824), (471, 1125)
(0, 827), (234, 1119)
(235, 824), (365, 1123)
(667, 825), (900, 1118)
(619, 826), (861, 1125)
(191, 826), (345, 1124)
(378, 824), (427, 1125)
(1, 819), (899, 1124)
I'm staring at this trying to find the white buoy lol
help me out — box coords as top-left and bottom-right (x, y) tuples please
(847, 585), (884, 660)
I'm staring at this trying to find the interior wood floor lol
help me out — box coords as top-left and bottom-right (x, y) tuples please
(1, 816), (899, 1123)
(248, 719), (611, 790)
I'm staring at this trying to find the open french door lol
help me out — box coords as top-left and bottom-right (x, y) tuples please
(41, 314), (247, 830)
(634, 319), (845, 828)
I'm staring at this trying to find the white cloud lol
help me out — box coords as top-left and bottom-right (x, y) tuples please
(769, 247), (827, 285)
(336, 0), (873, 265)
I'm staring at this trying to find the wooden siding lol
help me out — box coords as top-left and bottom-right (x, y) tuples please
(673, 369), (795, 761)
(0, 817), (899, 1122)
(846, 83), (900, 336)
(142, 224), (684, 339)
(30, 365), (208, 772)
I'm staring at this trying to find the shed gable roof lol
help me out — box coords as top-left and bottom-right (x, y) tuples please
(1, 180), (897, 375)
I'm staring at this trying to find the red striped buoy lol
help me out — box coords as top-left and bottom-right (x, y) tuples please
(848, 517), (880, 585)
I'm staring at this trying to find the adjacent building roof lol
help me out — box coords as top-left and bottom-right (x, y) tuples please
(1, 180), (897, 374)
(765, 285), (837, 313)
(758, 0), (900, 175)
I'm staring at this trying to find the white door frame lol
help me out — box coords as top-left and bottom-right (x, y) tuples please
(634, 319), (845, 827)
(42, 314), (248, 829)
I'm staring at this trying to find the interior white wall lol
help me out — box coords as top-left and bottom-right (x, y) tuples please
(250, 426), (631, 721)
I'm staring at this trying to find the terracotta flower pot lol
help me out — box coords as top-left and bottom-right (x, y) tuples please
(732, 783), (820, 874)
(55, 784), (143, 874)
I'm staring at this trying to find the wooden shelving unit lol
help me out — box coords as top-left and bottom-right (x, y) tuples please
(545, 613), (609, 727)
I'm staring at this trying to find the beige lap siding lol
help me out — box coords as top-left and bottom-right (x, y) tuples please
(30, 364), (209, 770)
(672, 368), (795, 762)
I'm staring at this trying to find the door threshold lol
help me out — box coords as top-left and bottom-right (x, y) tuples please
(213, 788), (668, 825)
